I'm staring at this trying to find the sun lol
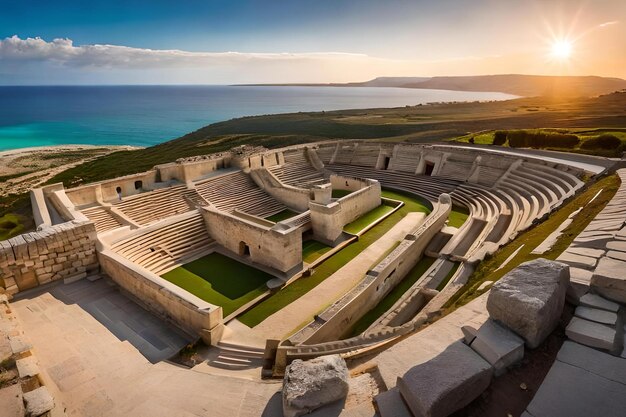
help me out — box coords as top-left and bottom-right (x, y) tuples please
(551, 40), (573, 59)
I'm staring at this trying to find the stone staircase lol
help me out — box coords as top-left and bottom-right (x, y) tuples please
(206, 342), (265, 371)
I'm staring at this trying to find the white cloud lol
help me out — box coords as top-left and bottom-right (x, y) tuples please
(0, 35), (368, 69)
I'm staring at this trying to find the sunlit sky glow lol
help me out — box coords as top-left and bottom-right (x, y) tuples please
(0, 0), (624, 85)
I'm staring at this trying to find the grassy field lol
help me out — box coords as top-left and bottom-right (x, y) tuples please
(445, 173), (620, 310)
(453, 127), (626, 157)
(161, 252), (272, 317)
(332, 189), (353, 198)
(0, 214), (24, 240)
(346, 256), (437, 337)
(343, 202), (396, 234)
(448, 206), (469, 228)
(266, 209), (299, 223)
(302, 240), (332, 263)
(237, 187), (432, 327)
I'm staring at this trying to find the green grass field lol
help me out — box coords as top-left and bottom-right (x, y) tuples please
(161, 252), (272, 317)
(302, 240), (332, 263)
(453, 128), (626, 157)
(0, 214), (24, 241)
(448, 206), (469, 228)
(346, 256), (437, 337)
(332, 189), (352, 198)
(343, 203), (396, 234)
(266, 209), (299, 223)
(446, 173), (620, 310)
(238, 187), (432, 327)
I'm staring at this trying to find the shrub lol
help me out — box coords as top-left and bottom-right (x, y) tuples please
(493, 131), (507, 146)
(580, 134), (621, 150)
(507, 130), (579, 149)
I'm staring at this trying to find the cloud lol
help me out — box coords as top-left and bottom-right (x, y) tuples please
(0, 35), (368, 69)
(599, 21), (619, 28)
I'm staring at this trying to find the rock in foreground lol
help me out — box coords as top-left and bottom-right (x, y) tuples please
(283, 355), (349, 417)
(487, 259), (569, 348)
(397, 341), (493, 417)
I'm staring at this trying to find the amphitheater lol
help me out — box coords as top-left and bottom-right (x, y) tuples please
(1, 140), (625, 417)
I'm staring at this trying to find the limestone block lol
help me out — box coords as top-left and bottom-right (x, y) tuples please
(591, 257), (626, 303)
(574, 306), (618, 326)
(469, 319), (524, 376)
(566, 316), (617, 351)
(487, 259), (570, 348)
(23, 386), (54, 417)
(374, 387), (413, 417)
(283, 355), (349, 417)
(397, 341), (493, 417)
(579, 293), (620, 313)
(16, 356), (40, 378)
(9, 335), (32, 356)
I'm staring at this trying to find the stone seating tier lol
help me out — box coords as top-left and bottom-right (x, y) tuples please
(268, 150), (327, 188)
(195, 171), (287, 218)
(113, 184), (199, 225)
(110, 212), (214, 275)
(81, 205), (123, 233)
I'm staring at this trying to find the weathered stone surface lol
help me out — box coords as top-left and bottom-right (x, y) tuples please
(557, 251), (598, 270)
(469, 319), (524, 376)
(566, 316), (617, 351)
(461, 325), (478, 345)
(397, 341), (493, 417)
(16, 356), (40, 378)
(574, 306), (618, 326)
(487, 259), (570, 348)
(374, 387), (413, 417)
(591, 257), (626, 303)
(579, 293), (620, 312)
(0, 384), (24, 417)
(525, 341), (626, 417)
(23, 386), (54, 417)
(283, 355), (349, 417)
(9, 335), (32, 356)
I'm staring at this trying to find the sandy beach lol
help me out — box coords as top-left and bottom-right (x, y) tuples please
(0, 144), (142, 197)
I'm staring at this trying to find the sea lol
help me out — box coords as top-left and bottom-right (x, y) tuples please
(0, 85), (517, 151)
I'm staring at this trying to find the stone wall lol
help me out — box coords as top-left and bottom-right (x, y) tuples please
(201, 206), (303, 274)
(250, 169), (312, 212)
(298, 194), (452, 344)
(309, 175), (381, 243)
(98, 249), (223, 343)
(0, 221), (98, 295)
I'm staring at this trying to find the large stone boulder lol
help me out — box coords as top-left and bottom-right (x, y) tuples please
(282, 355), (349, 417)
(397, 341), (493, 417)
(487, 259), (569, 348)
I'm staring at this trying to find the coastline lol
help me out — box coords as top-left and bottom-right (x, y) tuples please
(0, 144), (142, 158)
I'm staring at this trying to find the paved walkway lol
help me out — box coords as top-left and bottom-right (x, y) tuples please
(15, 278), (192, 363)
(12, 279), (282, 417)
(524, 341), (626, 417)
(249, 212), (427, 340)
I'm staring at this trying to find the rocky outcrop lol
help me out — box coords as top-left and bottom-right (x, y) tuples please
(487, 259), (570, 348)
(282, 355), (349, 417)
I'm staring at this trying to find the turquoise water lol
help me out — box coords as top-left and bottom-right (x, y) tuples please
(0, 86), (517, 151)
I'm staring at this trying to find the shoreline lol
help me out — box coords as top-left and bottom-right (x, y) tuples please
(0, 144), (143, 158)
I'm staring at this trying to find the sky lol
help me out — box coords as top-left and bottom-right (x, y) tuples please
(0, 0), (624, 84)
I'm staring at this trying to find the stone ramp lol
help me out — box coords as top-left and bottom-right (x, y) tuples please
(11, 279), (283, 417)
(524, 341), (626, 417)
(16, 277), (193, 363)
